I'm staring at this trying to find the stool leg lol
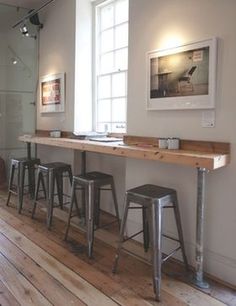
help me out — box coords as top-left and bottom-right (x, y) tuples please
(94, 187), (100, 227)
(18, 162), (25, 214)
(47, 170), (55, 229)
(173, 195), (189, 271)
(111, 179), (120, 228)
(6, 163), (15, 206)
(86, 182), (94, 258)
(56, 173), (64, 209)
(28, 165), (35, 199)
(32, 169), (41, 218)
(151, 202), (162, 301)
(112, 195), (130, 273)
(64, 179), (77, 240)
(142, 207), (150, 252)
(67, 167), (79, 212)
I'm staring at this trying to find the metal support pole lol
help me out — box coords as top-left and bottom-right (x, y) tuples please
(192, 167), (210, 289)
(27, 142), (31, 159)
(81, 151), (86, 217)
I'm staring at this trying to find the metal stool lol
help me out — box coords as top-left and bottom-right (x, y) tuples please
(112, 184), (188, 301)
(64, 171), (120, 258)
(32, 162), (73, 229)
(6, 157), (40, 213)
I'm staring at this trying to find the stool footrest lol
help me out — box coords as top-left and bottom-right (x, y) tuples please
(162, 246), (181, 263)
(123, 229), (144, 242)
(162, 233), (181, 243)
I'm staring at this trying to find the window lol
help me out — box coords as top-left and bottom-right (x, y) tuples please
(94, 0), (128, 133)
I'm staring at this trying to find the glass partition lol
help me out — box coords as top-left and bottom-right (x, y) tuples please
(0, 3), (38, 173)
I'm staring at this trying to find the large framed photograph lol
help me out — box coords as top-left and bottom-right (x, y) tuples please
(40, 73), (65, 113)
(147, 38), (217, 110)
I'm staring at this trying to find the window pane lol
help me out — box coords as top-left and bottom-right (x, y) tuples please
(115, 23), (128, 49)
(98, 75), (111, 99)
(111, 123), (126, 133)
(112, 98), (126, 121)
(100, 4), (114, 30)
(101, 29), (113, 53)
(112, 72), (126, 97)
(97, 99), (111, 122)
(115, 0), (128, 25)
(115, 48), (128, 71)
(100, 52), (114, 74)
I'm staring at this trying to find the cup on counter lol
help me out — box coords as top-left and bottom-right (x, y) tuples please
(158, 138), (168, 149)
(167, 138), (180, 150)
(50, 129), (61, 138)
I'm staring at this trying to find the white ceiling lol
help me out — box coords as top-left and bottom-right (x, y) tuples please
(0, 0), (45, 9)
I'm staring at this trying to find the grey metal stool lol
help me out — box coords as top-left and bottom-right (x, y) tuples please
(32, 162), (73, 229)
(6, 157), (40, 214)
(64, 171), (120, 258)
(112, 184), (188, 302)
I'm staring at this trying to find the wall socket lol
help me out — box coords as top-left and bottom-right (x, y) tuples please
(201, 110), (215, 128)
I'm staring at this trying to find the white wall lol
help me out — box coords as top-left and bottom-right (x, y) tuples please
(36, 0), (236, 286)
(127, 0), (236, 285)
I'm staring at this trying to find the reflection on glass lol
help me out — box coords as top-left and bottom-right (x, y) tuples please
(115, 0), (128, 24)
(112, 72), (126, 97)
(100, 4), (113, 30)
(98, 99), (111, 122)
(100, 52), (113, 74)
(98, 76), (111, 98)
(112, 98), (126, 121)
(115, 23), (128, 49)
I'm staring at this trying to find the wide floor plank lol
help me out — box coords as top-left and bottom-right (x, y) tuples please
(0, 280), (20, 306)
(0, 233), (85, 306)
(0, 253), (52, 306)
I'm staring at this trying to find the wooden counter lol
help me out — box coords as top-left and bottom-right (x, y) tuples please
(19, 135), (230, 170)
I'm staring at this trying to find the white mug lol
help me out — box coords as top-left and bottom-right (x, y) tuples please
(167, 138), (180, 150)
(158, 138), (168, 149)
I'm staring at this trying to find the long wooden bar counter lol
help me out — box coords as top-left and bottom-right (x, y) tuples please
(19, 134), (230, 170)
(19, 134), (230, 289)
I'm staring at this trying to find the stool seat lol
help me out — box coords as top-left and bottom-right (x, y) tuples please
(64, 171), (120, 258)
(32, 162), (73, 229)
(112, 184), (188, 302)
(6, 157), (40, 213)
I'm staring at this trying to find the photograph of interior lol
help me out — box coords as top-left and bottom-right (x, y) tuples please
(0, 0), (235, 305)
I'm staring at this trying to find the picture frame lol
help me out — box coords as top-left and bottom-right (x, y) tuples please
(147, 38), (217, 110)
(40, 73), (65, 113)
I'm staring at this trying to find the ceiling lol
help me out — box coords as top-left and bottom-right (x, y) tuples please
(0, 0), (46, 9)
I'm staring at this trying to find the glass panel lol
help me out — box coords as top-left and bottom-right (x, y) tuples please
(101, 29), (113, 53)
(100, 52), (114, 74)
(112, 72), (126, 97)
(97, 99), (111, 122)
(98, 75), (111, 99)
(97, 122), (111, 133)
(100, 4), (114, 30)
(111, 122), (126, 133)
(115, 48), (128, 71)
(115, 23), (128, 49)
(0, 3), (37, 169)
(112, 98), (126, 121)
(115, 0), (128, 25)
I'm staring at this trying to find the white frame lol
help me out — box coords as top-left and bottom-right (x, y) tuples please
(147, 38), (217, 110)
(40, 73), (65, 113)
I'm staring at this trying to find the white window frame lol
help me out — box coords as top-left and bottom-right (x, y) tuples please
(93, 0), (128, 133)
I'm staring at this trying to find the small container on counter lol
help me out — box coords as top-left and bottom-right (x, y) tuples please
(50, 129), (61, 138)
(158, 138), (168, 149)
(167, 138), (180, 150)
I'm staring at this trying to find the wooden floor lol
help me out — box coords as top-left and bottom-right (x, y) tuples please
(0, 190), (235, 306)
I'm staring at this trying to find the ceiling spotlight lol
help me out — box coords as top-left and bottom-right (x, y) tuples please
(11, 58), (18, 65)
(20, 25), (29, 37)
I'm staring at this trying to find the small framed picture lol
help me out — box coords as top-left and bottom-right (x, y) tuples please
(147, 38), (217, 110)
(40, 73), (65, 113)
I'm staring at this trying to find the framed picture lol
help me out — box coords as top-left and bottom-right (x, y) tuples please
(147, 38), (217, 110)
(40, 73), (65, 113)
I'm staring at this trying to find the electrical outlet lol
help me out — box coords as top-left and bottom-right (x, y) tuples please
(202, 110), (215, 128)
